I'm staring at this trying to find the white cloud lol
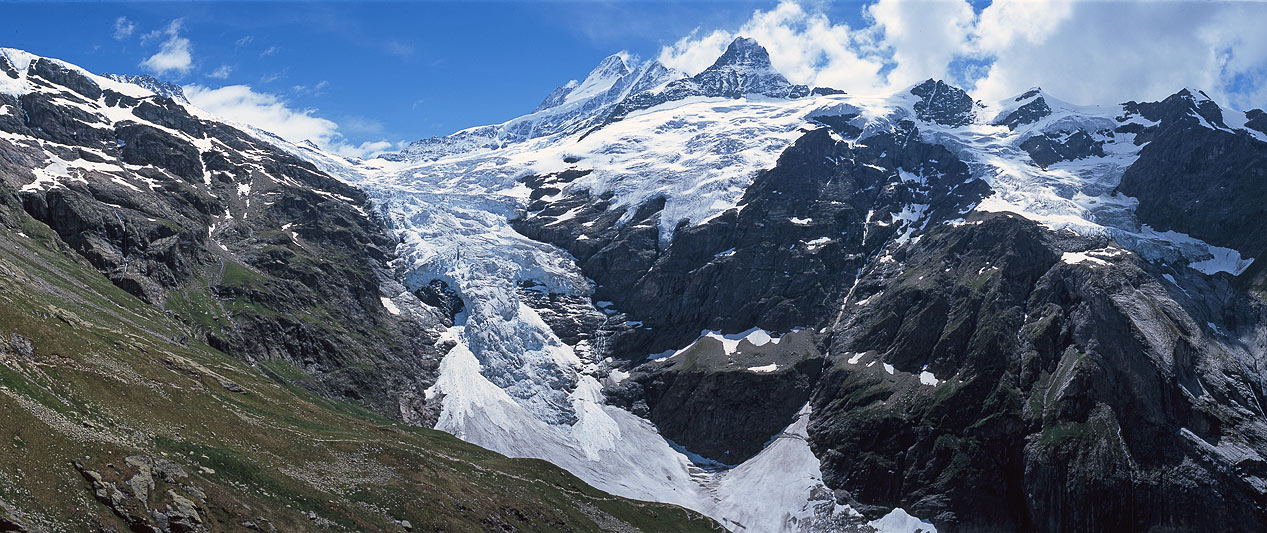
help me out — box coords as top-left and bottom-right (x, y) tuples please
(113, 17), (135, 41)
(656, 0), (1267, 109)
(140, 19), (193, 77)
(658, 1), (887, 92)
(184, 84), (398, 159)
(291, 80), (330, 96)
(207, 65), (233, 79)
(658, 29), (734, 77)
(969, 1), (1267, 109)
(865, 0), (976, 88)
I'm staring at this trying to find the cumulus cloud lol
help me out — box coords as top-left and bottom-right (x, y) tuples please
(184, 84), (398, 159)
(659, 2), (888, 92)
(865, 0), (976, 88)
(113, 17), (135, 41)
(658, 0), (1267, 109)
(969, 1), (1267, 108)
(140, 19), (193, 77)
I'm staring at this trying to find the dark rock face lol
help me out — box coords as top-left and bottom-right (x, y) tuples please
(1117, 89), (1267, 282)
(0, 63), (449, 425)
(1124, 88), (1227, 128)
(809, 213), (1267, 532)
(1020, 130), (1106, 168)
(0, 55), (18, 79)
(612, 331), (824, 464)
(1247, 109), (1267, 135)
(29, 58), (102, 100)
(910, 79), (976, 127)
(518, 283), (608, 346)
(810, 214), (1059, 529)
(996, 95), (1052, 130)
(415, 279), (465, 326)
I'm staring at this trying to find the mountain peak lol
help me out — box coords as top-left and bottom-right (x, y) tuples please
(1122, 87), (1227, 129)
(593, 52), (632, 75)
(709, 36), (774, 72)
(910, 79), (976, 127)
(535, 52), (636, 112)
(1177, 87), (1212, 101)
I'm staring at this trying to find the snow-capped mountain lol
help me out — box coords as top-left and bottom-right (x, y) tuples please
(8, 32), (1267, 532)
(315, 36), (1267, 532)
(383, 51), (682, 162)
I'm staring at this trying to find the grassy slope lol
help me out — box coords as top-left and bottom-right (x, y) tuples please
(0, 200), (719, 532)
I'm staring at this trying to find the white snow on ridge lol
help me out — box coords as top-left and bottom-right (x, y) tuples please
(1, 47), (155, 99)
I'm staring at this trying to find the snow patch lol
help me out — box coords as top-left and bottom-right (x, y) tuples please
(870, 508), (939, 533)
(1061, 251), (1109, 266)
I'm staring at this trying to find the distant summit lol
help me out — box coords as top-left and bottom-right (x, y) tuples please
(601, 37), (810, 125)
(103, 73), (189, 104)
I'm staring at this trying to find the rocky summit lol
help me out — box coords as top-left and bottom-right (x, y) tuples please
(3, 26), (1267, 533)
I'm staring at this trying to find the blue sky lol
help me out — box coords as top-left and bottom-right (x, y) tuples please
(5, 1), (1265, 158)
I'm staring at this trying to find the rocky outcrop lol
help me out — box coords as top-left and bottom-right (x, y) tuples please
(1247, 109), (1267, 135)
(506, 79), (1267, 529)
(1020, 130), (1105, 167)
(995, 90), (1053, 130)
(910, 79), (976, 127)
(611, 330), (824, 464)
(75, 456), (207, 533)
